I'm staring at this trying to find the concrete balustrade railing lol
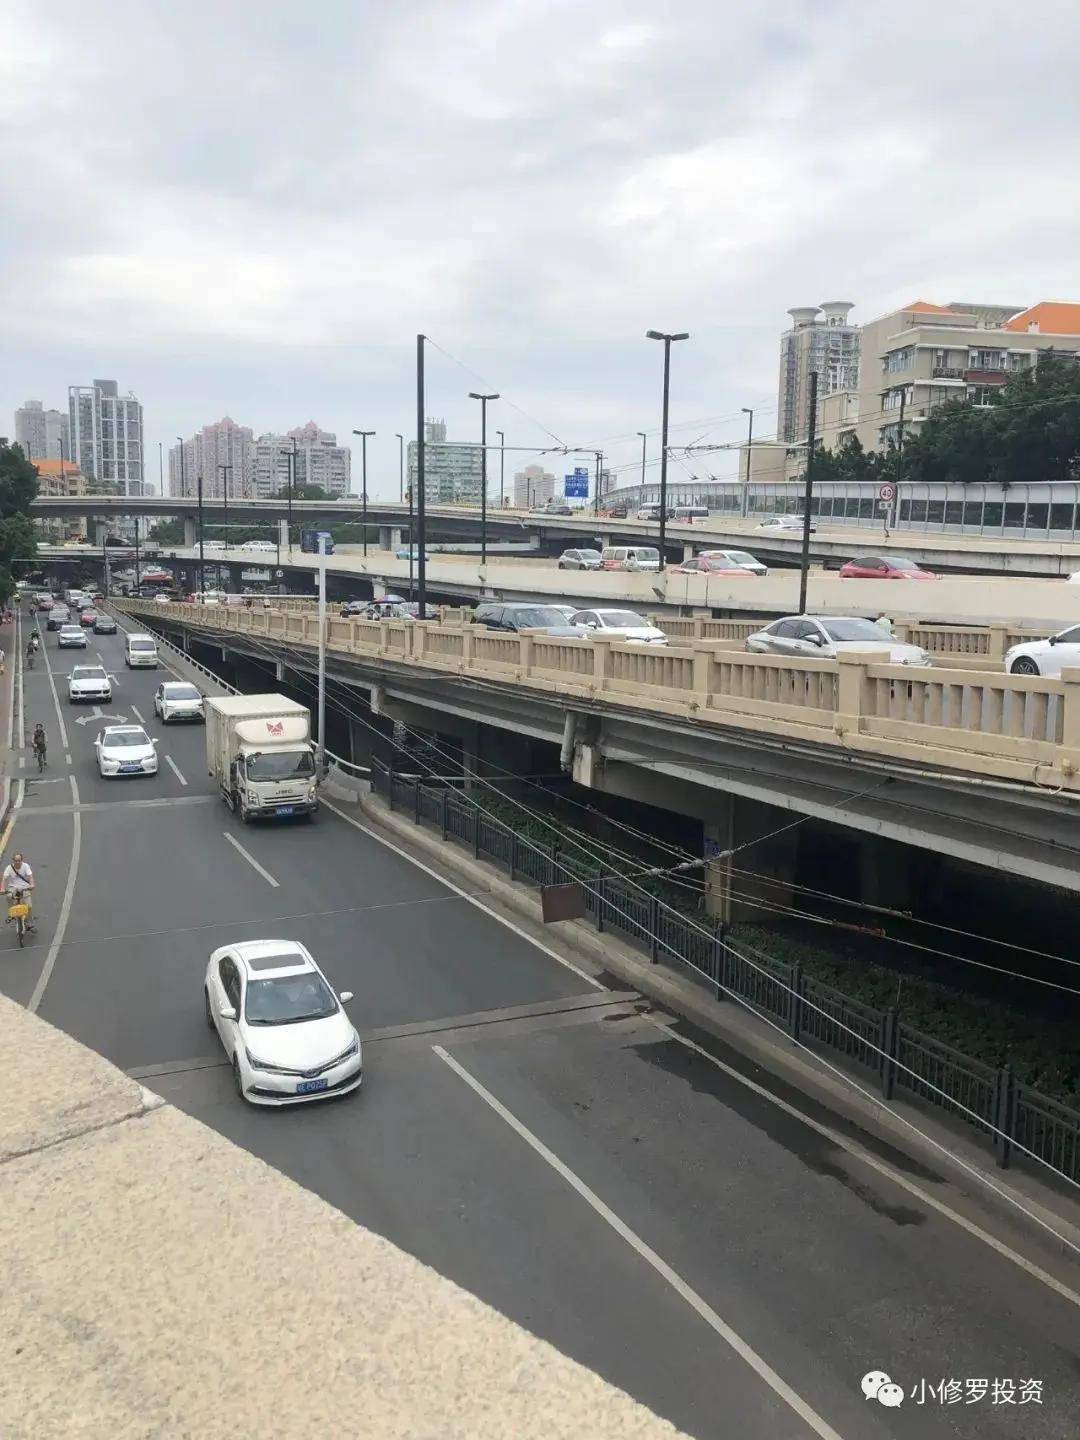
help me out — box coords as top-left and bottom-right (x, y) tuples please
(116, 601), (1080, 791)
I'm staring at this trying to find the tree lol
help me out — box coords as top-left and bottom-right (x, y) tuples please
(149, 517), (186, 544)
(903, 353), (1080, 487)
(0, 441), (39, 599)
(273, 483), (332, 502)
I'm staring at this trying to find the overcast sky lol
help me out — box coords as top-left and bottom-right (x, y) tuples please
(3, 0), (1079, 497)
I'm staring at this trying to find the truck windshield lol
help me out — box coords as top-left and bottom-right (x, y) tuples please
(246, 750), (315, 780)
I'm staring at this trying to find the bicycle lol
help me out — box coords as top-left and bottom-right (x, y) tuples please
(25, 648), (35, 671)
(34, 744), (46, 773)
(6, 895), (31, 947)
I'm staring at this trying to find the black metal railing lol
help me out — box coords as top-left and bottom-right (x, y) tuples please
(371, 757), (1080, 1187)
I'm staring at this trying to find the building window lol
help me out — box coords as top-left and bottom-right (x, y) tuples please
(968, 385), (999, 407)
(970, 349), (1005, 370)
(884, 347), (913, 373)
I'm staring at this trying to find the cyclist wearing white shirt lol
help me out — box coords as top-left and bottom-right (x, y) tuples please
(1, 854), (36, 931)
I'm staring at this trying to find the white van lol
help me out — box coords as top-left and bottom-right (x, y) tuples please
(125, 633), (159, 668)
(672, 505), (709, 522)
(601, 545), (661, 572)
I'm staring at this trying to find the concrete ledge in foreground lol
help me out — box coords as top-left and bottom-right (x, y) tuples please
(0, 995), (683, 1439)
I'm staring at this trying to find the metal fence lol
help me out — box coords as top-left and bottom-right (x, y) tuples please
(372, 758), (1080, 1188)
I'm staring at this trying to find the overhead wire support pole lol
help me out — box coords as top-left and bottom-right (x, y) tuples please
(646, 329), (689, 571)
(416, 334), (427, 617)
(469, 392), (498, 564)
(798, 369), (818, 615)
(317, 533), (327, 776)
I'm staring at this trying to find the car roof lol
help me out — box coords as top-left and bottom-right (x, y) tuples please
(231, 940), (313, 976)
(162, 680), (198, 690)
(101, 725), (149, 739)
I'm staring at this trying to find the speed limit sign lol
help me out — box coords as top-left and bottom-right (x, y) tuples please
(878, 482), (896, 503)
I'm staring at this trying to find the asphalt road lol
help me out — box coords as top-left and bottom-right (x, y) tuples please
(5, 608), (1080, 1439)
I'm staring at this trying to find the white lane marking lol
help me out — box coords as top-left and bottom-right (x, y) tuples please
(164, 754), (188, 786)
(131, 705), (145, 724)
(650, 1020), (1080, 1312)
(38, 623), (70, 748)
(17, 756), (24, 769)
(321, 797), (603, 990)
(223, 831), (279, 887)
(29, 775), (82, 1015)
(434, 1045), (844, 1440)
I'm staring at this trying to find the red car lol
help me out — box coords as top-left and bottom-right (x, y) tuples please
(79, 609), (99, 626)
(672, 557), (756, 577)
(839, 554), (936, 580)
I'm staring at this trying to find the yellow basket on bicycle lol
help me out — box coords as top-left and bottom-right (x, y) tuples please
(7, 902), (29, 921)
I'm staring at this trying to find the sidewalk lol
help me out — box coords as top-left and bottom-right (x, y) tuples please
(0, 607), (18, 825)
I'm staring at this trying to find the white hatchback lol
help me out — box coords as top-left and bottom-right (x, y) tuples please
(568, 607), (668, 644)
(154, 681), (204, 723)
(95, 725), (159, 777)
(204, 939), (362, 1105)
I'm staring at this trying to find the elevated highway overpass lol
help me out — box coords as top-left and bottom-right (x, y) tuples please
(116, 597), (1080, 897)
(31, 494), (1080, 577)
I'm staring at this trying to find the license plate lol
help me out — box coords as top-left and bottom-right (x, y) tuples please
(275, 805), (294, 816)
(120, 763), (140, 773)
(296, 1078), (328, 1095)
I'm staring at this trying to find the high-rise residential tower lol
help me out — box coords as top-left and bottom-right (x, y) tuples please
(15, 399), (69, 462)
(776, 303), (859, 444)
(68, 379), (145, 494)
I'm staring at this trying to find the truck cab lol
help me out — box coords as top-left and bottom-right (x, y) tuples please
(205, 695), (319, 823)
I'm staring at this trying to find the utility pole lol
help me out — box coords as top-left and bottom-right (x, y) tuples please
(133, 514), (141, 595)
(287, 435), (297, 552)
(316, 534), (327, 776)
(741, 407), (754, 518)
(101, 532), (109, 599)
(395, 433), (404, 503)
(646, 329), (690, 571)
(469, 392), (498, 564)
(196, 469), (206, 598)
(894, 387), (906, 532)
(416, 335), (427, 617)
(637, 431), (647, 495)
(218, 463), (232, 551)
(158, 441), (163, 494)
(594, 450), (603, 516)
(352, 429), (375, 556)
(496, 429), (505, 508)
(798, 370), (818, 614)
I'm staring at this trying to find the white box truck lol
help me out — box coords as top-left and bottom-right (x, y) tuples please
(205, 694), (319, 823)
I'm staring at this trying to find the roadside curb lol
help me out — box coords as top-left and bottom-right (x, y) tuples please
(348, 784), (1080, 1262)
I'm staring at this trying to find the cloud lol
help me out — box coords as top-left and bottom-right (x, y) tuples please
(2, 0), (1079, 492)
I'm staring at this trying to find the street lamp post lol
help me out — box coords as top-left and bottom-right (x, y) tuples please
(496, 429), (505, 508)
(637, 431), (647, 498)
(645, 329), (690, 571)
(352, 430), (375, 556)
(740, 407), (754, 519)
(394, 433), (404, 503)
(468, 392), (498, 564)
(416, 334), (427, 616)
(287, 436), (297, 552)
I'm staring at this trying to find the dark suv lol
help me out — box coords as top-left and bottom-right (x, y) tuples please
(472, 602), (580, 634)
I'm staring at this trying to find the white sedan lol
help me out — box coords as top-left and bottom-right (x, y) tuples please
(154, 681), (205, 723)
(746, 615), (932, 665)
(755, 516), (816, 533)
(1005, 625), (1080, 677)
(95, 725), (159, 777)
(568, 608), (668, 644)
(204, 939), (361, 1105)
(68, 665), (112, 704)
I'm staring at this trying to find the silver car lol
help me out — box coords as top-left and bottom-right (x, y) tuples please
(57, 624), (88, 649)
(745, 615), (931, 665)
(557, 548), (603, 571)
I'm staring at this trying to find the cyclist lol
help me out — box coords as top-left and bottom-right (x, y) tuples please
(26, 634), (38, 668)
(1, 853), (36, 932)
(32, 723), (47, 770)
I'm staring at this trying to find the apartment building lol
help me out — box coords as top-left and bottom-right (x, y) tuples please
(68, 379), (145, 494)
(250, 422), (352, 498)
(824, 299), (1080, 453)
(513, 464), (557, 508)
(407, 418), (483, 504)
(169, 417), (254, 498)
(31, 458), (88, 539)
(15, 400), (69, 462)
(777, 302), (860, 444)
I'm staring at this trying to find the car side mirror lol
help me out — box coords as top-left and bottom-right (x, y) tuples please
(808, 633), (824, 646)
(218, 1003), (236, 1021)
(151, 738), (159, 746)
(339, 990), (354, 1004)
(1049, 635), (1058, 645)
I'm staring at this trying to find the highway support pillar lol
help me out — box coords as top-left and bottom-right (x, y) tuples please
(183, 517), (197, 548)
(379, 526), (403, 552)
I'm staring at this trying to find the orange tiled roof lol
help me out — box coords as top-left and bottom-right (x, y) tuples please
(903, 300), (962, 315)
(32, 459), (83, 477)
(1003, 301), (1080, 335)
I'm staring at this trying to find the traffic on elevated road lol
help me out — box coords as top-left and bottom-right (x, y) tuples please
(4, 589), (1079, 1437)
